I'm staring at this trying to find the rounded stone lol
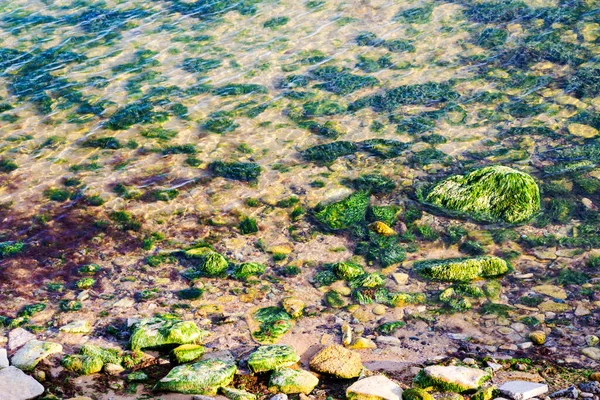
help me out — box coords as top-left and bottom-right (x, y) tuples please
(372, 305), (386, 316)
(529, 330), (546, 345)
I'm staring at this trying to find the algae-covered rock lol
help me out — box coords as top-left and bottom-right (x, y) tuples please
(268, 368), (319, 394)
(413, 366), (490, 393)
(333, 261), (365, 281)
(80, 344), (122, 364)
(172, 344), (206, 363)
(314, 191), (370, 230)
(185, 248), (229, 277)
(471, 386), (496, 400)
(232, 262), (266, 281)
(247, 345), (300, 373)
(130, 318), (208, 350)
(127, 371), (149, 382)
(11, 340), (63, 371)
(347, 375), (403, 400)
(424, 166), (540, 224)
(309, 345), (362, 378)
(153, 359), (236, 395)
(61, 354), (104, 375)
(221, 387), (257, 400)
(529, 330), (546, 345)
(281, 298), (305, 319)
(387, 292), (427, 307)
(414, 256), (509, 282)
(403, 388), (434, 400)
(251, 307), (294, 343)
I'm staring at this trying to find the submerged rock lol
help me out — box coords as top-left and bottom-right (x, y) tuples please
(268, 368), (319, 394)
(247, 345), (300, 373)
(154, 359), (236, 395)
(11, 340), (63, 371)
(130, 318), (208, 350)
(314, 191), (370, 230)
(309, 345), (362, 378)
(346, 375), (403, 400)
(424, 166), (540, 224)
(0, 366), (45, 399)
(413, 365), (490, 393)
(414, 256), (509, 282)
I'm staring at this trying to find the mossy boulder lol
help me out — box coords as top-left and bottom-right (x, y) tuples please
(11, 340), (63, 371)
(130, 318), (208, 350)
(309, 345), (362, 378)
(314, 191), (370, 230)
(347, 375), (403, 400)
(61, 354), (104, 375)
(414, 366), (490, 393)
(172, 344), (206, 363)
(414, 256), (509, 282)
(268, 368), (319, 394)
(153, 359), (236, 395)
(247, 345), (300, 373)
(424, 166), (540, 224)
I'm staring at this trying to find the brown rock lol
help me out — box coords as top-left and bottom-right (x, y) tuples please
(309, 345), (362, 378)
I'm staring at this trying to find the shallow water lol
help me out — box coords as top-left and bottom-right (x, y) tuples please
(1, 0), (600, 396)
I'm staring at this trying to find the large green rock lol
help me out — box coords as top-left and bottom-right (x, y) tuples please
(269, 368), (319, 394)
(414, 256), (509, 282)
(247, 345), (300, 373)
(414, 366), (491, 393)
(332, 261), (365, 280)
(232, 262), (266, 281)
(130, 318), (209, 350)
(309, 345), (362, 378)
(11, 340), (62, 371)
(424, 166), (540, 224)
(314, 191), (370, 230)
(154, 359), (237, 394)
(61, 354), (104, 375)
(80, 344), (122, 364)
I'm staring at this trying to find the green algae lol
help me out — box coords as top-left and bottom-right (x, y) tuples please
(332, 261), (365, 281)
(209, 161), (261, 182)
(314, 191), (370, 230)
(414, 256), (510, 282)
(252, 308), (293, 343)
(268, 368), (319, 394)
(424, 166), (541, 224)
(62, 354), (104, 375)
(232, 262), (266, 281)
(171, 344), (205, 363)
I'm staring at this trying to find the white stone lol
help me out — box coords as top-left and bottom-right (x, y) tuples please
(391, 273), (409, 286)
(419, 366), (489, 391)
(486, 361), (503, 372)
(498, 381), (549, 400)
(575, 305), (591, 316)
(59, 320), (92, 334)
(8, 329), (35, 352)
(518, 342), (533, 350)
(114, 298), (135, 308)
(346, 375), (402, 400)
(0, 349), (8, 369)
(0, 366), (45, 399)
(582, 347), (600, 361)
(11, 340), (62, 371)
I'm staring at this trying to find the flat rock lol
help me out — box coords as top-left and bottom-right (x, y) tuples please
(60, 320), (92, 334)
(11, 340), (63, 371)
(532, 285), (567, 300)
(582, 347), (600, 361)
(346, 375), (403, 400)
(498, 381), (549, 400)
(0, 366), (45, 399)
(0, 349), (8, 369)
(414, 366), (490, 392)
(550, 386), (578, 399)
(8, 329), (35, 352)
(309, 345), (362, 379)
